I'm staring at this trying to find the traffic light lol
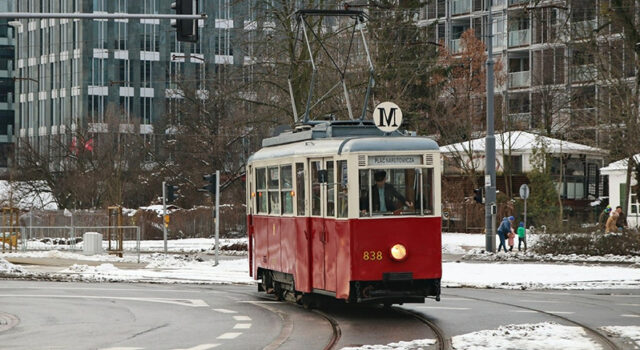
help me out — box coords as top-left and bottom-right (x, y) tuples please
(171, 0), (199, 42)
(200, 173), (217, 194)
(166, 184), (179, 203)
(473, 188), (483, 204)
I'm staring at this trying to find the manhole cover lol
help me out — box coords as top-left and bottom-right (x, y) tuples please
(0, 312), (19, 332)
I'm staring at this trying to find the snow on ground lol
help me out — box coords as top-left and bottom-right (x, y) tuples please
(0, 257), (24, 274)
(59, 255), (253, 284)
(340, 339), (436, 350)
(443, 261), (640, 290)
(600, 326), (640, 349)
(21, 238), (247, 253)
(451, 322), (602, 350)
(0, 180), (58, 210)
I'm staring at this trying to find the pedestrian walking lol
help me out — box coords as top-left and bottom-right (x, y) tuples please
(606, 212), (619, 234)
(517, 221), (527, 252)
(507, 225), (515, 252)
(615, 206), (628, 231)
(598, 205), (612, 230)
(497, 216), (513, 253)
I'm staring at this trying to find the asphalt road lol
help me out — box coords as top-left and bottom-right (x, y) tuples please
(0, 281), (638, 349)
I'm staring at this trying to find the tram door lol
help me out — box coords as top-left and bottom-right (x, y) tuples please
(309, 158), (332, 291)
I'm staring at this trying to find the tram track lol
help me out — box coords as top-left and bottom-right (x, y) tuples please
(392, 306), (450, 350)
(447, 292), (621, 350)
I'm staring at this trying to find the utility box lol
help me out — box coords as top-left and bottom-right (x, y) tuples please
(83, 232), (103, 255)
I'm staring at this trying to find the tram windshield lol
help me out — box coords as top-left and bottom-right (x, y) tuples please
(359, 168), (434, 216)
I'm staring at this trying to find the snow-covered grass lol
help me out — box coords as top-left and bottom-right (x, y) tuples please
(451, 322), (602, 350)
(59, 255), (253, 284)
(443, 261), (640, 290)
(600, 326), (640, 349)
(20, 238), (247, 254)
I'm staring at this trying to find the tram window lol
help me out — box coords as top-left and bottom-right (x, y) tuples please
(311, 161), (321, 216)
(337, 160), (348, 218)
(422, 168), (434, 214)
(268, 166), (280, 215)
(256, 168), (267, 214)
(280, 165), (293, 214)
(326, 160), (335, 217)
(358, 170), (371, 217)
(296, 163), (305, 215)
(359, 168), (423, 216)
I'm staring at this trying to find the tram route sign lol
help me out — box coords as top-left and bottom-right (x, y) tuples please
(373, 102), (403, 133)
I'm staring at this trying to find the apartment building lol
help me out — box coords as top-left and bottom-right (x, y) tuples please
(0, 2), (15, 171)
(13, 0), (248, 161)
(419, 0), (622, 147)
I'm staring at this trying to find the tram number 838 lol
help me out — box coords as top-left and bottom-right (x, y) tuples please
(363, 250), (383, 261)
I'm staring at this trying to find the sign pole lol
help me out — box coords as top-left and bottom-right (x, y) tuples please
(215, 170), (220, 266)
(162, 181), (167, 255)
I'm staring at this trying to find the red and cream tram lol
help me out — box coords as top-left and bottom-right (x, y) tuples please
(246, 120), (442, 305)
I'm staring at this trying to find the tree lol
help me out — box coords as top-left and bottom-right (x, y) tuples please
(526, 136), (561, 227)
(367, 0), (442, 132)
(432, 29), (504, 189)
(594, 1), (640, 213)
(15, 109), (151, 209)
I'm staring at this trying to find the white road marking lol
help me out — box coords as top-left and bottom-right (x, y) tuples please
(0, 286), (216, 293)
(217, 332), (242, 339)
(415, 306), (470, 310)
(233, 315), (252, 321)
(238, 300), (281, 304)
(621, 314), (640, 318)
(233, 323), (252, 329)
(617, 304), (640, 307)
(100, 348), (144, 350)
(519, 300), (561, 303)
(510, 310), (538, 313)
(212, 308), (237, 314)
(172, 344), (220, 350)
(440, 297), (473, 301)
(0, 295), (208, 307)
(544, 311), (575, 315)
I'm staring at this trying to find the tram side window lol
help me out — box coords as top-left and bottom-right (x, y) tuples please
(326, 161), (335, 217)
(280, 165), (293, 214)
(422, 168), (434, 214)
(358, 170), (370, 216)
(311, 161), (321, 216)
(268, 166), (280, 214)
(256, 168), (267, 214)
(337, 160), (348, 218)
(296, 163), (305, 215)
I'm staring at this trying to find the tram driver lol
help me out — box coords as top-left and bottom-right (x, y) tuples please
(360, 170), (414, 215)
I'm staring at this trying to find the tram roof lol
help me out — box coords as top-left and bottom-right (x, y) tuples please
(248, 136), (439, 163)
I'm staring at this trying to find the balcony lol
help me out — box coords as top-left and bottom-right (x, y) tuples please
(508, 113), (531, 128)
(508, 71), (531, 88)
(492, 33), (506, 49)
(508, 29), (530, 47)
(452, 0), (471, 15)
(450, 38), (462, 54)
(508, 0), (528, 6)
(571, 65), (597, 82)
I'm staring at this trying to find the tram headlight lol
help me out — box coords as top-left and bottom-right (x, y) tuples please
(390, 244), (407, 261)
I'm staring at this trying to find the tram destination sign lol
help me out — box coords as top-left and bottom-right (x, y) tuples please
(369, 155), (421, 166)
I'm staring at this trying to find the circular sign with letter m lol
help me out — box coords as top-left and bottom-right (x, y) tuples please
(373, 102), (403, 133)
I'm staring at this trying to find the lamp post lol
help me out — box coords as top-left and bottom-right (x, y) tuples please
(485, 0), (497, 252)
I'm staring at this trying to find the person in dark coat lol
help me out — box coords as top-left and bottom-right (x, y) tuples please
(496, 216), (513, 253)
(360, 170), (413, 214)
(615, 206), (628, 231)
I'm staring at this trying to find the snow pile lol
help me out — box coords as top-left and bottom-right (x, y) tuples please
(0, 180), (58, 210)
(451, 322), (602, 350)
(600, 326), (640, 348)
(58, 257), (254, 284)
(341, 339), (436, 350)
(0, 257), (24, 274)
(442, 262), (640, 290)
